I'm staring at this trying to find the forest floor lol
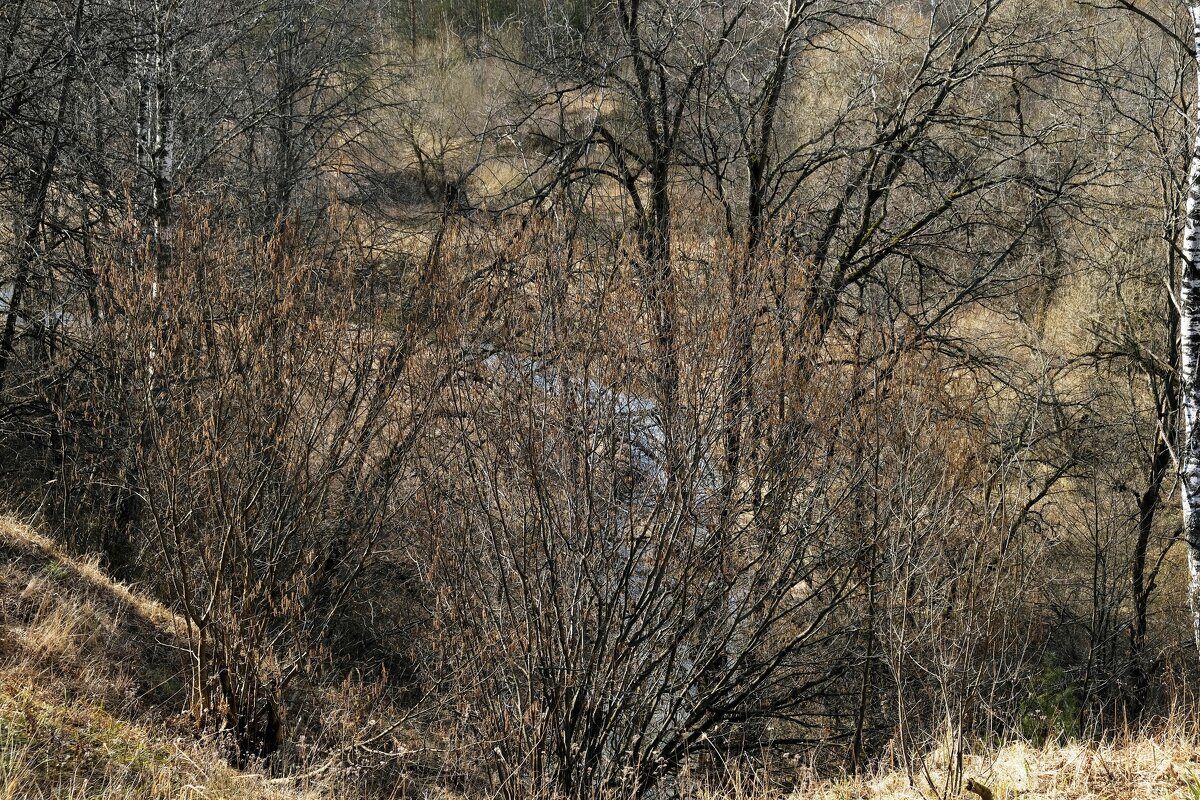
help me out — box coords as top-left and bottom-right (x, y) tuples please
(1, 513), (1198, 800)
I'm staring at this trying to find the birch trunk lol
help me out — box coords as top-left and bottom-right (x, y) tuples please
(1181, 4), (1200, 654)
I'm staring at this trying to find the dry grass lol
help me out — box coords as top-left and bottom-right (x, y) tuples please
(0, 682), (314, 800)
(0, 514), (316, 800)
(667, 731), (1200, 800)
(0, 514), (185, 715)
(742, 730), (1200, 800)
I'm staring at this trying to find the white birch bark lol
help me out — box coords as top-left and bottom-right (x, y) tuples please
(134, 1), (176, 235)
(1181, 3), (1200, 654)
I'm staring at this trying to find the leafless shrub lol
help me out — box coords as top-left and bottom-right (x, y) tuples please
(79, 208), (440, 768)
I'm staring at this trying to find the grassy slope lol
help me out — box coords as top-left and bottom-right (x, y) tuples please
(0, 516), (309, 800)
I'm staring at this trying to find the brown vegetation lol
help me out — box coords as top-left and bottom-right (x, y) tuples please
(1, 0), (1199, 797)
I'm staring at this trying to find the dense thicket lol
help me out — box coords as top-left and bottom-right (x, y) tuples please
(0, 0), (1197, 797)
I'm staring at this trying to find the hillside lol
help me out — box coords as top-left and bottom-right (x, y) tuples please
(0, 516), (303, 800)
(0, 519), (1199, 800)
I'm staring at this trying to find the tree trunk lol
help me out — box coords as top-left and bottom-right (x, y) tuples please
(1181, 3), (1200, 656)
(409, 0), (417, 52)
(0, 0), (83, 394)
(1130, 385), (1175, 702)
